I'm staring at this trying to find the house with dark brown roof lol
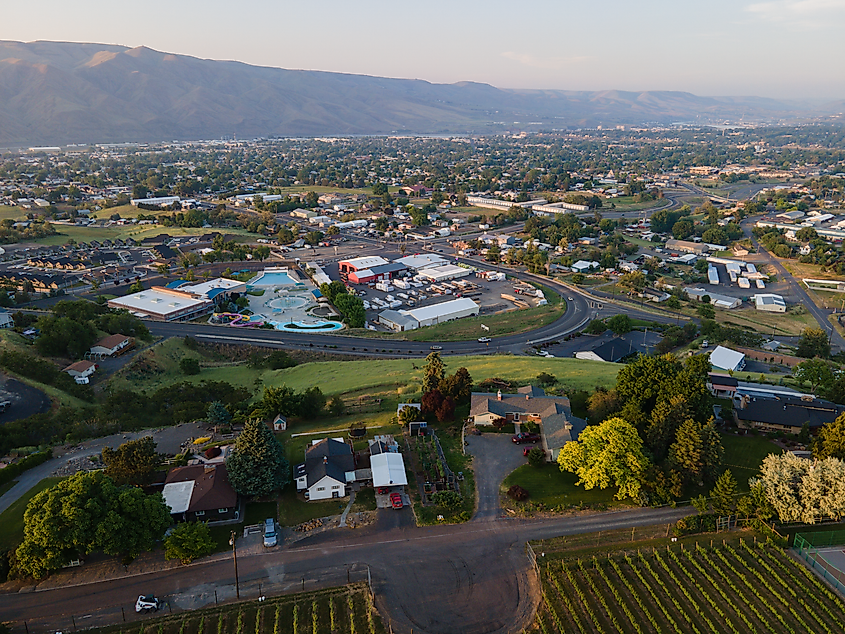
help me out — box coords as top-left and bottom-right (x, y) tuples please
(90, 333), (133, 357)
(163, 464), (239, 522)
(470, 386), (586, 460)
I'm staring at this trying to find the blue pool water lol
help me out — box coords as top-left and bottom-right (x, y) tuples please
(273, 321), (344, 332)
(251, 271), (296, 286)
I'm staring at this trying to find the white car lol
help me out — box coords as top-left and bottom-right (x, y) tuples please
(263, 518), (277, 548)
(477, 337), (491, 343)
(135, 595), (160, 613)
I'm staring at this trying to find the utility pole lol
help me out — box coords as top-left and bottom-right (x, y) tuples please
(229, 530), (240, 599)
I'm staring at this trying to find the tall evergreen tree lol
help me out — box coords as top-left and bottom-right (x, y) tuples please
(422, 352), (446, 394)
(711, 469), (738, 516)
(226, 419), (290, 497)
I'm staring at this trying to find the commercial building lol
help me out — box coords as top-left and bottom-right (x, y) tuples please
(108, 287), (214, 321)
(665, 239), (709, 255)
(170, 278), (247, 305)
(417, 264), (472, 283)
(339, 256), (390, 274)
(130, 196), (180, 207)
(686, 288), (741, 309)
(709, 346), (746, 373)
(532, 201), (590, 214)
(466, 196), (543, 211)
(803, 279), (845, 293)
(394, 254), (449, 270)
(378, 310), (420, 332)
(754, 294), (787, 313)
(572, 260), (600, 273)
(403, 297), (479, 328)
(347, 262), (406, 284)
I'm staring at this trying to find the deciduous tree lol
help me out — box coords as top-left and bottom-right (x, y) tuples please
(16, 472), (170, 579)
(557, 417), (650, 500)
(164, 522), (216, 565)
(102, 437), (162, 486)
(422, 352), (445, 394)
(797, 327), (830, 359)
(814, 413), (845, 460)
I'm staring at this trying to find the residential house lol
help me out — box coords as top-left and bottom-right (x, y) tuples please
(63, 360), (97, 380)
(707, 373), (738, 398)
(294, 438), (355, 501)
(734, 394), (845, 434)
(163, 464), (239, 522)
(469, 386), (586, 460)
(90, 334), (133, 357)
(709, 346), (746, 373)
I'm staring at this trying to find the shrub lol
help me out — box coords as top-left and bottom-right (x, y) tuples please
(507, 485), (529, 501)
(179, 358), (201, 375)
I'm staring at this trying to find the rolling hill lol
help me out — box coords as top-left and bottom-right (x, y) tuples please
(0, 40), (833, 145)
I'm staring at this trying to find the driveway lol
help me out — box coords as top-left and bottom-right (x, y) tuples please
(465, 434), (527, 522)
(0, 422), (209, 514)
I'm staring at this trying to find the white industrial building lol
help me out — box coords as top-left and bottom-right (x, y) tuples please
(378, 297), (480, 331)
(130, 196), (180, 207)
(709, 346), (746, 373)
(417, 264), (472, 282)
(754, 294), (787, 313)
(572, 260), (600, 273)
(394, 254), (449, 270)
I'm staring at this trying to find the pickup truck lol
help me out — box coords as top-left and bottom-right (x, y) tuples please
(512, 432), (541, 444)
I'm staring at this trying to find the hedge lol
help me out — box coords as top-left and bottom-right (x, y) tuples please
(0, 449), (52, 487)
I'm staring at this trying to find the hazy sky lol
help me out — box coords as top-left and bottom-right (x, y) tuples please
(2, 0), (845, 99)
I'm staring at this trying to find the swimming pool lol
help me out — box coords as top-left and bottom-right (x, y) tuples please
(273, 320), (344, 332)
(250, 271), (296, 286)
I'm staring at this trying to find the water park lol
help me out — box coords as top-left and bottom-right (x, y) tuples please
(209, 267), (344, 332)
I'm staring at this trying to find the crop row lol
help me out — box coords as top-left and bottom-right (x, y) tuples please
(538, 544), (845, 634)
(103, 586), (383, 634)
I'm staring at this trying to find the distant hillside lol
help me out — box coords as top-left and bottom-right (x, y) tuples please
(0, 40), (832, 145)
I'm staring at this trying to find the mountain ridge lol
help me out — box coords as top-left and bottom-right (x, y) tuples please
(0, 40), (838, 145)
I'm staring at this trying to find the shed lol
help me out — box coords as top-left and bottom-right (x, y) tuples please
(709, 346), (746, 372)
(370, 453), (408, 488)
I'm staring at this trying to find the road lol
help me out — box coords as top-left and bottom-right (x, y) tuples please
(741, 218), (844, 352)
(0, 504), (687, 634)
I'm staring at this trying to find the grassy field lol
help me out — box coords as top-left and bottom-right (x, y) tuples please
(0, 477), (63, 552)
(502, 463), (622, 513)
(720, 433), (780, 492)
(719, 306), (820, 336)
(607, 196), (668, 212)
(91, 583), (384, 634)
(533, 540), (845, 634)
(0, 205), (26, 221)
(111, 339), (622, 397)
(30, 224), (261, 246)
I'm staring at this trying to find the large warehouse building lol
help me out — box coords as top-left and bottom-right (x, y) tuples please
(108, 287), (213, 321)
(378, 297), (480, 331)
(108, 277), (244, 320)
(417, 264), (472, 283)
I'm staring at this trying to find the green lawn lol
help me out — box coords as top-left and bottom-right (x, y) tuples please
(607, 196), (667, 211)
(502, 463), (622, 511)
(720, 432), (780, 491)
(0, 205), (26, 221)
(111, 339), (622, 397)
(277, 485), (348, 527)
(0, 477), (64, 552)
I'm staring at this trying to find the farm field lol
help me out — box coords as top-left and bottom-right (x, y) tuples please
(92, 584), (384, 634)
(535, 541), (845, 634)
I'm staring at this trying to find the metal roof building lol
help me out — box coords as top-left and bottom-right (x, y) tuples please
(709, 346), (746, 372)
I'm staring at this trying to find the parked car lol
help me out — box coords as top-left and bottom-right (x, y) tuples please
(376, 486), (389, 494)
(263, 518), (277, 548)
(135, 595), (160, 613)
(512, 432), (541, 444)
(389, 492), (403, 509)
(477, 337), (491, 343)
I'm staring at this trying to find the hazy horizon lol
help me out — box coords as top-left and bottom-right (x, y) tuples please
(2, 0), (845, 100)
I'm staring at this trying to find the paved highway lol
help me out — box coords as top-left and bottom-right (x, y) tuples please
(0, 504), (688, 634)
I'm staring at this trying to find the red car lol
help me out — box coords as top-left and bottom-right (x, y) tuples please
(389, 492), (403, 509)
(376, 486), (389, 495)
(512, 432), (541, 444)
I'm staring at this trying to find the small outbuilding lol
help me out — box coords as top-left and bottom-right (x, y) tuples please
(709, 346), (746, 373)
